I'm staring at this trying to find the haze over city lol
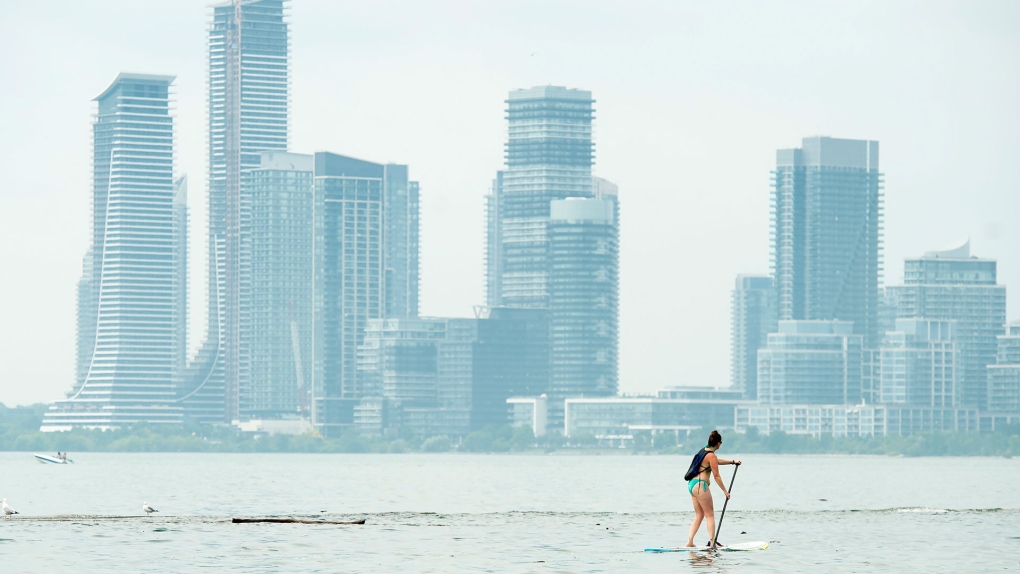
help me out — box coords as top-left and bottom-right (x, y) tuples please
(1, 0), (1017, 407)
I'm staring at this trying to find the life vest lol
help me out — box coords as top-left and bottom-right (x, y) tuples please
(684, 447), (711, 481)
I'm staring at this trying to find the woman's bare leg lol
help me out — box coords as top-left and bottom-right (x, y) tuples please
(686, 486), (706, 546)
(696, 486), (716, 546)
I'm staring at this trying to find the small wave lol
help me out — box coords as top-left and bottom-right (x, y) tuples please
(735, 507), (1014, 516)
(894, 507), (949, 514)
(883, 507), (1006, 514)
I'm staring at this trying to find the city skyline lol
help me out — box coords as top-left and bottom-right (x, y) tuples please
(2, 0), (1019, 407)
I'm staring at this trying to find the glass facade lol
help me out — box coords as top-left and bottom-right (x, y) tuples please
(507, 396), (547, 437)
(312, 153), (420, 433)
(186, 0), (291, 423)
(74, 250), (97, 395)
(736, 404), (1019, 437)
(861, 349), (881, 405)
(988, 322), (1020, 412)
(483, 87), (619, 429)
(439, 309), (549, 432)
(357, 318), (446, 405)
(547, 198), (619, 416)
(173, 177), (189, 383)
(43, 74), (183, 430)
(737, 404), (884, 437)
(382, 165), (420, 319)
(314, 153), (385, 433)
(878, 287), (900, 338)
(345, 310), (550, 437)
(757, 320), (863, 405)
(435, 318), (480, 434)
(879, 319), (957, 407)
(731, 275), (777, 400)
(772, 137), (883, 348)
(486, 86), (595, 309)
(893, 241), (1006, 408)
(564, 398), (740, 439)
(484, 171), (504, 306)
(243, 152), (313, 419)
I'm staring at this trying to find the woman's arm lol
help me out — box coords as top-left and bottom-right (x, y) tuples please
(707, 453), (729, 498)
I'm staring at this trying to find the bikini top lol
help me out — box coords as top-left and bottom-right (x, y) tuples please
(699, 450), (716, 473)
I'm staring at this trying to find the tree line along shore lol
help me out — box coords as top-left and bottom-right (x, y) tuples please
(3, 404), (1018, 456)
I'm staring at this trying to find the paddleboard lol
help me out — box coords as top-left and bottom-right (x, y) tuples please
(645, 541), (769, 552)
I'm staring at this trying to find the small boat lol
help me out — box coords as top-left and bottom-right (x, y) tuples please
(34, 453), (73, 464)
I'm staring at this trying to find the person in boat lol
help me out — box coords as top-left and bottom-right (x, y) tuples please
(685, 430), (740, 548)
(60, 452), (67, 462)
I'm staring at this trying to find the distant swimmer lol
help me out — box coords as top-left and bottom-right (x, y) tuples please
(2, 498), (18, 518)
(683, 430), (741, 548)
(143, 502), (159, 516)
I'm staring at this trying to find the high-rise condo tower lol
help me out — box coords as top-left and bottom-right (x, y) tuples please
(891, 240), (1006, 408)
(486, 86), (596, 309)
(485, 87), (620, 425)
(731, 275), (777, 400)
(313, 152), (420, 434)
(183, 0), (290, 423)
(772, 136), (883, 348)
(43, 74), (184, 430)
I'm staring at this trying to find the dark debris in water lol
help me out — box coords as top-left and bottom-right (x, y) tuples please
(232, 517), (366, 525)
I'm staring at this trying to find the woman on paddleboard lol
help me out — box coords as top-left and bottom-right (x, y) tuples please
(685, 430), (740, 548)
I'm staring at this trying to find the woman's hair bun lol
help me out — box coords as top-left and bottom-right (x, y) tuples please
(708, 430), (722, 447)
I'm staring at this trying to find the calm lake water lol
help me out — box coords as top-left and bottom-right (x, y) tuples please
(1, 452), (1017, 572)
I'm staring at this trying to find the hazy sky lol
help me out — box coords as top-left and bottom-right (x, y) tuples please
(1, 0), (1017, 406)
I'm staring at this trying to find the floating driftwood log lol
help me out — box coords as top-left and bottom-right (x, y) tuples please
(232, 517), (366, 525)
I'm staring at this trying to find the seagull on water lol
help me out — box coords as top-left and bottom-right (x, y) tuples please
(143, 502), (159, 516)
(2, 498), (18, 518)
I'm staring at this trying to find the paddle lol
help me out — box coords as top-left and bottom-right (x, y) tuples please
(711, 463), (740, 550)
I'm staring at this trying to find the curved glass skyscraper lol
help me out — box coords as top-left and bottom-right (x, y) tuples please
(43, 74), (183, 430)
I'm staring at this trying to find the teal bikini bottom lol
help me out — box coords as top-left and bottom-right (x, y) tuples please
(687, 478), (709, 495)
